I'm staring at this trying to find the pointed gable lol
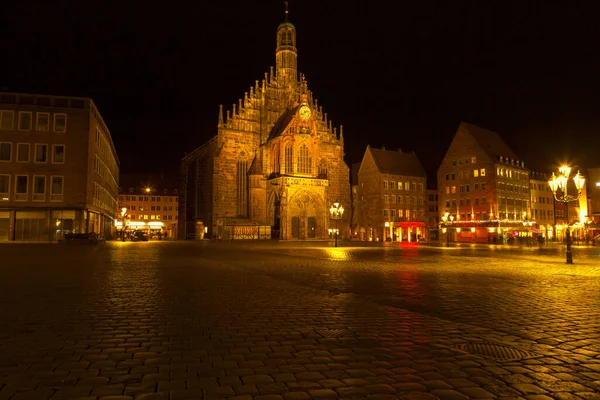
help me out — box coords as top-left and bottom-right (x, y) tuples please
(247, 155), (263, 176)
(458, 122), (519, 161)
(369, 147), (426, 177)
(267, 105), (301, 141)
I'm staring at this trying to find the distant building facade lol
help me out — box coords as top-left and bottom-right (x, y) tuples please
(587, 167), (600, 238)
(355, 146), (427, 242)
(180, 13), (350, 240)
(426, 188), (439, 240)
(0, 92), (119, 241)
(118, 174), (179, 239)
(438, 122), (531, 243)
(529, 171), (555, 239)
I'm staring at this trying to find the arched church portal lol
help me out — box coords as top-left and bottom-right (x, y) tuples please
(287, 190), (326, 240)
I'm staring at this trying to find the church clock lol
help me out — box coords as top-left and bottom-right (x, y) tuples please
(298, 105), (311, 120)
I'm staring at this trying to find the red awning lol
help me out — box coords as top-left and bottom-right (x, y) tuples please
(396, 222), (426, 228)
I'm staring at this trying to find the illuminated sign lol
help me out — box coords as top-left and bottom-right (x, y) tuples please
(596, 181), (600, 187)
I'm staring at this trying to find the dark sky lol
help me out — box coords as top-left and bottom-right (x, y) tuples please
(2, 1), (599, 179)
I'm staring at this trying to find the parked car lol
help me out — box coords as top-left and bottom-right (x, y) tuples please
(131, 231), (149, 242)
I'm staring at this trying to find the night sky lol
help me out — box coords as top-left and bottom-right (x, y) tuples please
(2, 1), (599, 179)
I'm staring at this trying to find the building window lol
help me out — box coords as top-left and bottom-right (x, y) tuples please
(398, 196), (403, 204)
(459, 185), (464, 193)
(272, 143), (280, 174)
(471, 156), (476, 163)
(391, 181), (396, 190)
(383, 180), (388, 189)
(54, 114), (67, 132)
(50, 176), (64, 202)
(474, 183), (479, 192)
(284, 143), (293, 174)
(318, 161), (327, 179)
(35, 144), (48, 163)
(297, 144), (311, 174)
(445, 186), (450, 194)
(383, 209), (389, 217)
(473, 169), (479, 177)
(18, 111), (32, 131)
(0, 175), (9, 200)
(37, 113), (50, 131)
(481, 183), (486, 190)
(411, 183), (416, 191)
(451, 186), (456, 194)
(474, 198), (480, 205)
(397, 182), (403, 190)
(418, 183), (423, 192)
(0, 110), (14, 130)
(33, 175), (46, 201)
(17, 143), (30, 162)
(466, 184), (470, 192)
(481, 197), (487, 204)
(15, 175), (28, 201)
(384, 194), (389, 203)
(406, 209), (411, 219)
(391, 209), (396, 218)
(391, 195), (396, 204)
(49, 144), (65, 163)
(445, 174), (449, 181)
(0, 142), (11, 162)
(237, 159), (248, 216)
(480, 168), (486, 176)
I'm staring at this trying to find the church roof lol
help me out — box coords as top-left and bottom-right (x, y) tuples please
(458, 122), (520, 162)
(278, 21), (295, 29)
(267, 105), (300, 141)
(369, 147), (426, 177)
(247, 155), (263, 176)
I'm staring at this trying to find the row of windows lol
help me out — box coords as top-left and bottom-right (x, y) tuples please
(382, 180), (424, 192)
(129, 214), (178, 221)
(95, 127), (117, 172)
(444, 169), (486, 180)
(497, 168), (527, 180)
(119, 195), (178, 202)
(444, 197), (488, 208)
(531, 182), (551, 191)
(451, 157), (477, 167)
(445, 183), (487, 194)
(0, 142), (65, 164)
(531, 208), (553, 220)
(119, 188), (179, 195)
(383, 195), (424, 205)
(93, 182), (117, 213)
(532, 196), (553, 204)
(94, 155), (118, 193)
(0, 174), (64, 202)
(0, 110), (67, 132)
(498, 197), (528, 208)
(498, 182), (529, 194)
(382, 209), (426, 220)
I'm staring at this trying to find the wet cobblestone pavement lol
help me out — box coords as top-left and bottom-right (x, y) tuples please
(1, 241), (600, 400)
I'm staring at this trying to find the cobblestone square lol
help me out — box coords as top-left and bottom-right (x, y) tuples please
(1, 241), (600, 400)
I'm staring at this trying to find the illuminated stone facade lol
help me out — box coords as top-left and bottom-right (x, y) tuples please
(180, 15), (350, 240)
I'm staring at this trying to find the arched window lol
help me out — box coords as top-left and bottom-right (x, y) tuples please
(297, 144), (311, 175)
(318, 161), (328, 179)
(284, 144), (293, 174)
(272, 143), (280, 174)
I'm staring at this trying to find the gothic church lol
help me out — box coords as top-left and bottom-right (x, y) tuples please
(180, 9), (350, 240)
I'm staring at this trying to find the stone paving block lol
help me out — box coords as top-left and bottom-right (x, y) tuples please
(428, 389), (468, 400)
(336, 387), (370, 397)
(309, 389), (338, 399)
(456, 386), (495, 398)
(10, 389), (55, 400)
(282, 392), (311, 400)
(254, 396), (285, 400)
(168, 388), (205, 399)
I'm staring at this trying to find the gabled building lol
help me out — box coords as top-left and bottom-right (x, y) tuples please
(426, 187), (439, 240)
(437, 122), (531, 243)
(356, 146), (427, 242)
(179, 9), (350, 240)
(529, 171), (555, 240)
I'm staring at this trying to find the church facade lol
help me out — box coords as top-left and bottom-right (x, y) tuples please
(179, 13), (350, 240)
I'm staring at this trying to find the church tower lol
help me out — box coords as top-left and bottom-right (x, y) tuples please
(276, 2), (297, 89)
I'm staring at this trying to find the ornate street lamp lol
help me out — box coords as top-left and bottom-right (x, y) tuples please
(329, 200), (344, 247)
(441, 211), (450, 247)
(548, 166), (585, 264)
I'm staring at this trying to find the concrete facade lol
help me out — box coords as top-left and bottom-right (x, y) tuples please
(180, 15), (350, 240)
(0, 92), (119, 241)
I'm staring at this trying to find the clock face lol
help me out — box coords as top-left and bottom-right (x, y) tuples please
(299, 105), (311, 120)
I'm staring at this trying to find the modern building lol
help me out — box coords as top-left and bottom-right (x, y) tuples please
(180, 9), (350, 240)
(438, 122), (531, 243)
(0, 92), (119, 242)
(117, 174), (179, 239)
(426, 187), (439, 240)
(355, 146), (427, 242)
(529, 171), (555, 240)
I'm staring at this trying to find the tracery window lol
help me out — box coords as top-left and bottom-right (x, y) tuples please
(236, 159), (248, 217)
(297, 144), (311, 175)
(272, 143), (280, 174)
(284, 144), (293, 174)
(318, 161), (328, 179)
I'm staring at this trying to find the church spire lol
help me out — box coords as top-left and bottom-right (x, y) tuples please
(276, 1), (297, 88)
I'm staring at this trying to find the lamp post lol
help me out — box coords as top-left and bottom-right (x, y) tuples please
(120, 207), (127, 241)
(548, 166), (585, 264)
(329, 200), (344, 247)
(441, 211), (449, 247)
